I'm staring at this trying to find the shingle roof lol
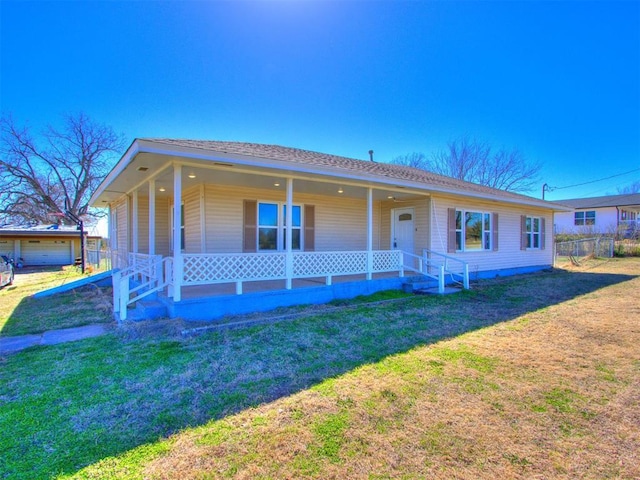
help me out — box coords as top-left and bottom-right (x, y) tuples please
(556, 193), (640, 209)
(142, 138), (556, 207)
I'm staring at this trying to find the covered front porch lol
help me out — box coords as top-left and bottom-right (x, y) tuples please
(102, 141), (469, 321)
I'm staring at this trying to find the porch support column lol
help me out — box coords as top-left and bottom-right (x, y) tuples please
(285, 177), (293, 290)
(132, 189), (139, 253)
(148, 179), (156, 255)
(173, 163), (182, 302)
(366, 187), (373, 280)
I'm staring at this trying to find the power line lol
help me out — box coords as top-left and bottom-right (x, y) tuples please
(548, 167), (640, 192)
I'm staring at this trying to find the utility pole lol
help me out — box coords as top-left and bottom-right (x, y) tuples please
(542, 183), (549, 200)
(65, 210), (85, 274)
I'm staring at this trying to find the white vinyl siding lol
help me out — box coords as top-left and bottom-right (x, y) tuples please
(430, 194), (553, 274)
(136, 195), (149, 254)
(114, 197), (129, 254)
(554, 207), (620, 235)
(0, 239), (15, 258)
(183, 186), (201, 252)
(200, 184), (387, 254)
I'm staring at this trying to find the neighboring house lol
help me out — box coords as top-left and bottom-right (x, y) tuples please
(0, 225), (99, 266)
(89, 139), (571, 321)
(554, 193), (640, 237)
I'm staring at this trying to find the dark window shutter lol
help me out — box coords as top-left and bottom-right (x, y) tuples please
(243, 200), (257, 253)
(304, 204), (315, 252)
(447, 208), (456, 253)
(540, 217), (546, 250)
(520, 215), (527, 250)
(492, 212), (499, 251)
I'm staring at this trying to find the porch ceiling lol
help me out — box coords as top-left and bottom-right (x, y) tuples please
(95, 151), (427, 204)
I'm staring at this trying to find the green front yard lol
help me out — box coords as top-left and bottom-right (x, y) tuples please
(1, 259), (639, 479)
(0, 267), (112, 337)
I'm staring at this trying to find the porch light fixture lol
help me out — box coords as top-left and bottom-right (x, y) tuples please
(274, 183), (280, 187)
(387, 195), (394, 199)
(188, 173), (196, 179)
(159, 187), (166, 192)
(338, 188), (344, 194)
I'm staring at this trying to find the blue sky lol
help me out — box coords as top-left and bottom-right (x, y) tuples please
(1, 0), (639, 200)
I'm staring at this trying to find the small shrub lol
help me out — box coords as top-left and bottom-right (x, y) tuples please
(614, 240), (640, 257)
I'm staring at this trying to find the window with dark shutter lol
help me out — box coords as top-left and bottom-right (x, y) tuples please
(492, 213), (499, 251)
(243, 200), (257, 253)
(304, 205), (315, 252)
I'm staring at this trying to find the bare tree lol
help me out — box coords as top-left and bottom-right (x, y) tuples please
(617, 180), (640, 195)
(390, 152), (429, 169)
(0, 113), (124, 226)
(392, 137), (542, 193)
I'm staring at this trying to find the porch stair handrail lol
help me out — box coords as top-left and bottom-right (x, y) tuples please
(422, 249), (470, 292)
(112, 254), (172, 322)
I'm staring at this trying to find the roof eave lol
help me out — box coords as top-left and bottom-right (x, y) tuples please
(92, 139), (570, 212)
(89, 139), (141, 206)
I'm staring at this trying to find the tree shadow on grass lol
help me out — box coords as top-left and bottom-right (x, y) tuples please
(0, 268), (637, 479)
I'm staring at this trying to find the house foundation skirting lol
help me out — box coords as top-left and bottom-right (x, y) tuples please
(161, 275), (424, 322)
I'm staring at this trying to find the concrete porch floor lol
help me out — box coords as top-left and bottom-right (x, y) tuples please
(176, 271), (404, 300)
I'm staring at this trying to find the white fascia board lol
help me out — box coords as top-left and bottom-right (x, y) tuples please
(89, 140), (141, 206)
(110, 140), (570, 212)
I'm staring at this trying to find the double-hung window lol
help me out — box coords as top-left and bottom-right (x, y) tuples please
(526, 217), (541, 249)
(574, 210), (595, 226)
(520, 215), (546, 250)
(258, 202), (301, 251)
(454, 210), (493, 251)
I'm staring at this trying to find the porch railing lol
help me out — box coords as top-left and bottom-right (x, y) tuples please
(112, 249), (470, 320)
(181, 250), (405, 294)
(422, 249), (470, 293)
(112, 253), (170, 322)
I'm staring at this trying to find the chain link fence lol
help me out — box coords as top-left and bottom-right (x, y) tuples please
(554, 237), (614, 266)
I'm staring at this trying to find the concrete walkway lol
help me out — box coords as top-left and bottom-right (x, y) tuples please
(0, 324), (110, 354)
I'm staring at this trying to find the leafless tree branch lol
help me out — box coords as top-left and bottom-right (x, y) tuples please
(0, 113), (125, 225)
(391, 136), (542, 193)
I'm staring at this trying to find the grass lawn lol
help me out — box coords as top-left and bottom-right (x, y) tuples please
(0, 266), (113, 337)
(1, 258), (639, 479)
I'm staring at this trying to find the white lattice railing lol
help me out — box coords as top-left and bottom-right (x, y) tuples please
(183, 253), (286, 285)
(293, 251), (367, 277)
(181, 250), (404, 291)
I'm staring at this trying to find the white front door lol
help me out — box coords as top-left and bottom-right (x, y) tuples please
(392, 207), (415, 255)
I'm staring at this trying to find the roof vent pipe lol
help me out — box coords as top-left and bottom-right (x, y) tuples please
(369, 150), (374, 162)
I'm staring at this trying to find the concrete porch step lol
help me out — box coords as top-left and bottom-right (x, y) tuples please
(402, 276), (463, 296)
(402, 276), (437, 293)
(414, 286), (462, 295)
(127, 300), (168, 321)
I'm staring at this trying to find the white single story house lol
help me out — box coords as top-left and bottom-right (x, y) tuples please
(0, 225), (100, 266)
(89, 139), (571, 321)
(554, 193), (640, 237)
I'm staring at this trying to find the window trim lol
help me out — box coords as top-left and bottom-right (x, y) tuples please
(574, 210), (596, 226)
(454, 209), (493, 252)
(170, 203), (185, 252)
(257, 201), (303, 252)
(522, 215), (546, 250)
